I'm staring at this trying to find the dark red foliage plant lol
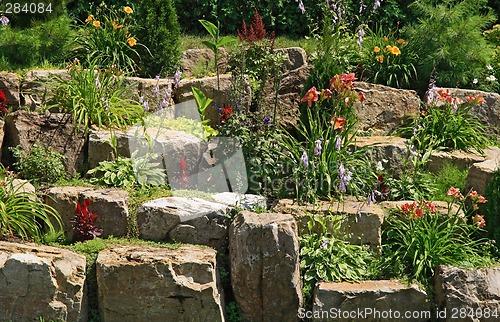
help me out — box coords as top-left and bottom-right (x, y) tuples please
(238, 8), (267, 42)
(72, 198), (102, 242)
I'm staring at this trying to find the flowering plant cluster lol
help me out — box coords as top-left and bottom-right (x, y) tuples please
(279, 73), (374, 203)
(72, 198), (103, 242)
(360, 28), (417, 89)
(76, 4), (146, 73)
(381, 186), (494, 286)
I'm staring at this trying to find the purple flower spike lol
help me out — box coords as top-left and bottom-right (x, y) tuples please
(300, 151), (309, 168)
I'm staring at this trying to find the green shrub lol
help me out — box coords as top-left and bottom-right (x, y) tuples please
(403, 0), (496, 92)
(0, 15), (75, 69)
(46, 59), (145, 133)
(10, 143), (66, 185)
(2, 0), (67, 29)
(0, 166), (63, 242)
(75, 3), (144, 74)
(136, 0), (181, 77)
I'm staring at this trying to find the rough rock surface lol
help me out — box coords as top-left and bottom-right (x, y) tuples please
(313, 280), (430, 322)
(229, 211), (303, 322)
(352, 136), (410, 176)
(137, 197), (230, 250)
(180, 48), (228, 78)
(272, 199), (384, 250)
(2, 110), (86, 176)
(444, 88), (500, 136)
(276, 47), (308, 72)
(354, 82), (420, 135)
(0, 241), (87, 322)
(0, 72), (21, 108)
(97, 245), (225, 322)
(175, 74), (251, 127)
(262, 65), (313, 131)
(428, 149), (487, 173)
(435, 265), (500, 322)
(21, 69), (69, 108)
(465, 146), (500, 195)
(44, 186), (129, 242)
(88, 129), (133, 169)
(211, 192), (267, 210)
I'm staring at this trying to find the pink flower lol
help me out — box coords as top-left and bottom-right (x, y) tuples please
(330, 116), (346, 132)
(473, 214), (486, 228)
(446, 187), (464, 199)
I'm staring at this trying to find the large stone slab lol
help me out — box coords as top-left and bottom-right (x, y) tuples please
(354, 82), (420, 135)
(180, 48), (228, 78)
(465, 146), (500, 195)
(0, 241), (87, 322)
(87, 129), (133, 170)
(229, 211), (302, 322)
(272, 199), (384, 250)
(435, 265), (500, 322)
(312, 280), (430, 322)
(2, 110), (86, 176)
(276, 47), (308, 72)
(21, 69), (70, 108)
(137, 197), (230, 251)
(0, 72), (21, 108)
(97, 245), (224, 322)
(443, 88), (500, 137)
(44, 186), (129, 242)
(428, 149), (487, 173)
(211, 192), (267, 210)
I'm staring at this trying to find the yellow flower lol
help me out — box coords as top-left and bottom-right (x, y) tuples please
(373, 46), (381, 53)
(128, 37), (137, 47)
(383, 36), (389, 42)
(376, 55), (384, 63)
(93, 20), (101, 28)
(397, 38), (406, 45)
(124, 6), (133, 14)
(391, 46), (401, 56)
(113, 24), (124, 30)
(386, 45), (393, 52)
(85, 15), (94, 23)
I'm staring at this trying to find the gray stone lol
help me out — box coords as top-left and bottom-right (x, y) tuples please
(137, 197), (230, 250)
(180, 48), (228, 78)
(262, 65), (313, 131)
(2, 110), (86, 176)
(88, 129), (133, 169)
(21, 69), (69, 108)
(229, 211), (302, 322)
(272, 199), (384, 250)
(464, 146), (500, 195)
(442, 88), (500, 136)
(435, 265), (500, 322)
(354, 82), (420, 135)
(276, 47), (308, 72)
(97, 245), (225, 322)
(0, 72), (21, 108)
(174, 74), (252, 127)
(44, 186), (129, 242)
(0, 241), (87, 322)
(428, 149), (487, 173)
(312, 280), (430, 322)
(211, 192), (267, 210)
(137, 76), (174, 108)
(352, 136), (411, 176)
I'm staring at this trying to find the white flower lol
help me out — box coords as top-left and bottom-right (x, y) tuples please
(473, 78), (478, 85)
(487, 65), (494, 71)
(486, 75), (497, 82)
(376, 161), (384, 171)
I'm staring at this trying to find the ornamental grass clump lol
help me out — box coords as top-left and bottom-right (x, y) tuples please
(381, 187), (495, 287)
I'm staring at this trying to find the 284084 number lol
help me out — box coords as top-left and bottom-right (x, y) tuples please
(5, 2), (53, 14)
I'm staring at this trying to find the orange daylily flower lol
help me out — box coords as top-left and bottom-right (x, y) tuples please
(113, 24), (124, 30)
(397, 39), (406, 45)
(93, 20), (101, 28)
(391, 46), (401, 56)
(124, 6), (134, 14)
(301, 87), (320, 107)
(373, 46), (381, 53)
(85, 15), (94, 23)
(375, 55), (384, 63)
(330, 116), (346, 132)
(127, 37), (137, 46)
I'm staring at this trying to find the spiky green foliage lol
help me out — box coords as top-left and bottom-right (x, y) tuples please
(403, 0), (496, 92)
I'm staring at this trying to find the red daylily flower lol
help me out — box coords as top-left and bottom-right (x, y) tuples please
(330, 116), (346, 132)
(473, 214), (486, 228)
(220, 106), (233, 124)
(301, 87), (319, 107)
(446, 187), (464, 199)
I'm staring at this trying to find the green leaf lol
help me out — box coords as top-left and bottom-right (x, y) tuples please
(217, 36), (237, 48)
(199, 20), (218, 40)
